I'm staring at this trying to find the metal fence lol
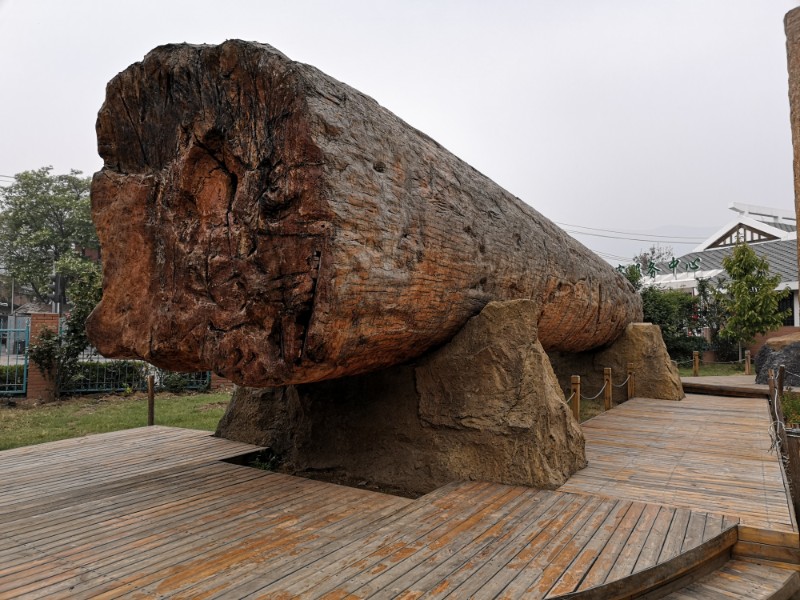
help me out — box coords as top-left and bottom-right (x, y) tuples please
(0, 322), (29, 397)
(61, 346), (211, 395)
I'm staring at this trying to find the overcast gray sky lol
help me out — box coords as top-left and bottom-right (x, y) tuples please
(1, 0), (798, 264)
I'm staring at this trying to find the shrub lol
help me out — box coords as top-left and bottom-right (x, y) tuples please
(0, 364), (25, 392)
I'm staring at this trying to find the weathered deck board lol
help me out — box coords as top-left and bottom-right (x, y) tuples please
(0, 426), (262, 523)
(559, 394), (796, 534)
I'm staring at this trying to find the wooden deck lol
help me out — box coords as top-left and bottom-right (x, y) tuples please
(0, 392), (798, 599)
(0, 444), (738, 599)
(560, 394), (794, 534)
(680, 375), (770, 399)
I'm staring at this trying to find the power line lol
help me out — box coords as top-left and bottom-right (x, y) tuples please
(594, 250), (634, 262)
(563, 229), (701, 245)
(557, 221), (704, 242)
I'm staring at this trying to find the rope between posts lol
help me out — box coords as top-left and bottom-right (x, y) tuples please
(783, 369), (800, 380)
(566, 392), (575, 404)
(581, 382), (607, 401)
(701, 359), (746, 365)
(613, 375), (631, 388)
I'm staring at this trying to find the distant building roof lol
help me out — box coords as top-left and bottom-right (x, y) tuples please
(642, 203), (798, 290)
(14, 301), (54, 315)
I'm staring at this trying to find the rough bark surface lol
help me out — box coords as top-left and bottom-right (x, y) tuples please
(215, 300), (586, 495)
(87, 40), (642, 387)
(755, 332), (800, 386)
(787, 8), (800, 288)
(549, 323), (684, 404)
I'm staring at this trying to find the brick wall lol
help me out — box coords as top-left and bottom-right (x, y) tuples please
(210, 372), (233, 391)
(26, 312), (59, 401)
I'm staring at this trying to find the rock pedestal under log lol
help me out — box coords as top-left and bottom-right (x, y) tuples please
(548, 323), (685, 404)
(215, 300), (587, 496)
(87, 40), (642, 388)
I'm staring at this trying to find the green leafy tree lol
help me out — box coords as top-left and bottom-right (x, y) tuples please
(620, 263), (643, 291)
(0, 167), (96, 302)
(693, 276), (741, 361)
(719, 243), (790, 358)
(28, 260), (102, 399)
(640, 285), (704, 361)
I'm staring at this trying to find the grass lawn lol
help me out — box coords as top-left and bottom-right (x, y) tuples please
(677, 362), (746, 377)
(0, 390), (231, 451)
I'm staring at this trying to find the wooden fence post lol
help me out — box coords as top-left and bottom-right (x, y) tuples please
(744, 350), (751, 376)
(147, 374), (155, 426)
(692, 351), (700, 377)
(570, 375), (581, 422)
(768, 368), (775, 412)
(627, 363), (635, 401)
(604, 367), (612, 411)
(777, 365), (788, 453)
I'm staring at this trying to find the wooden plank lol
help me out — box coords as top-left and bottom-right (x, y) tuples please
(450, 493), (593, 598)
(577, 501), (647, 590)
(423, 492), (581, 599)
(24, 486), (406, 599)
(0, 472), (367, 598)
(390, 491), (566, 599)
(559, 395), (795, 534)
(605, 503), (662, 581)
(331, 486), (535, 598)
(633, 506), (676, 573)
(658, 508), (692, 564)
(489, 495), (606, 598)
(544, 500), (632, 596)
(344, 492), (553, 597)
(738, 525), (800, 548)
(493, 498), (617, 597)
(733, 540), (800, 565)
(659, 559), (800, 600)
(219, 482), (510, 598)
(680, 381), (769, 399)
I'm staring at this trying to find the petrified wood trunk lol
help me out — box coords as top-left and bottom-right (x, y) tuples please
(87, 40), (642, 387)
(787, 8), (800, 281)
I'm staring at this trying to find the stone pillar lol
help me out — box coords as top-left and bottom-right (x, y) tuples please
(26, 312), (59, 402)
(785, 8), (800, 281)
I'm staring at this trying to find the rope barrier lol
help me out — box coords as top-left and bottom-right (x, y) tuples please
(612, 375), (631, 388)
(769, 386), (786, 456)
(700, 359), (745, 365)
(566, 392), (575, 404)
(580, 382), (607, 402)
(783, 369), (800, 380)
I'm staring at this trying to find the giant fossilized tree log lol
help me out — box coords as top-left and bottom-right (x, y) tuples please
(87, 40), (642, 387)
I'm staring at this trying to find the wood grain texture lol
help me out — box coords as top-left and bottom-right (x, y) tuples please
(86, 40), (642, 387)
(786, 7), (800, 286)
